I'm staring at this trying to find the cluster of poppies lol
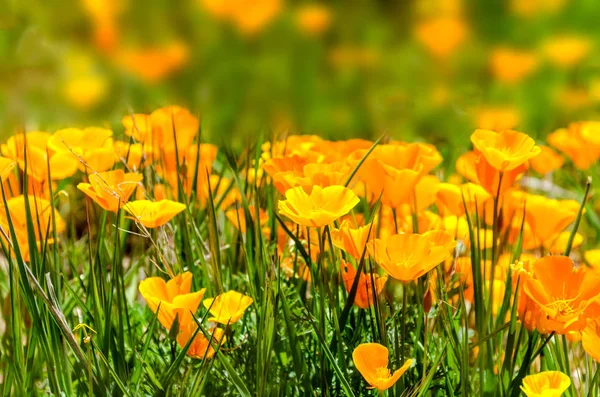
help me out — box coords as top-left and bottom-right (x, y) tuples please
(2, 104), (600, 394)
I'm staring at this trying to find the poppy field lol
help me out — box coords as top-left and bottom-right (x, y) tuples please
(2, 1), (600, 397)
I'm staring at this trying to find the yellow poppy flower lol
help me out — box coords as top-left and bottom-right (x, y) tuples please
(352, 343), (412, 391)
(124, 200), (187, 228)
(474, 106), (521, 131)
(278, 185), (359, 228)
(471, 129), (541, 172)
(77, 170), (143, 213)
(367, 232), (453, 282)
(47, 127), (115, 172)
(138, 272), (206, 331)
(122, 114), (153, 142)
(521, 371), (571, 397)
(203, 290), (253, 325)
(330, 220), (373, 259)
(543, 35), (591, 68)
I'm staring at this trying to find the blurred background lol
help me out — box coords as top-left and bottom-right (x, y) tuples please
(1, 0), (600, 147)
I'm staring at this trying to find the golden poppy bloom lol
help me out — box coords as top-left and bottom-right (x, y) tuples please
(0, 195), (66, 261)
(138, 272), (206, 331)
(296, 4), (332, 36)
(548, 123), (600, 170)
(113, 141), (151, 171)
(529, 145), (564, 175)
(582, 300), (600, 362)
(521, 371), (571, 397)
(524, 194), (580, 246)
(470, 129), (541, 172)
(523, 256), (600, 333)
(543, 35), (592, 68)
(414, 16), (468, 59)
(352, 343), (412, 391)
(330, 220), (373, 259)
(122, 114), (153, 142)
(1, 132), (79, 182)
(367, 232), (453, 282)
(47, 127), (115, 172)
(199, 0), (282, 36)
(474, 106), (521, 131)
(114, 42), (189, 84)
(203, 290), (253, 325)
(124, 199), (187, 228)
(489, 47), (538, 84)
(436, 182), (491, 216)
(78, 170), (143, 213)
(176, 323), (226, 360)
(340, 261), (387, 309)
(278, 185), (359, 228)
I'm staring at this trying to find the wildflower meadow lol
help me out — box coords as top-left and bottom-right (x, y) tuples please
(2, 1), (600, 396)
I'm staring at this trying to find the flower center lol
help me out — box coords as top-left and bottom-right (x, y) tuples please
(375, 366), (391, 379)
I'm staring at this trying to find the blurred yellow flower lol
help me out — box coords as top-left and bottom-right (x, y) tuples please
(352, 343), (412, 391)
(198, 0), (282, 36)
(474, 106), (522, 131)
(414, 16), (468, 58)
(521, 371), (571, 397)
(114, 42), (189, 83)
(489, 47), (538, 84)
(543, 35), (592, 68)
(296, 4), (332, 37)
(529, 145), (564, 175)
(203, 290), (253, 325)
(548, 123), (600, 170)
(124, 199), (187, 228)
(278, 185), (359, 228)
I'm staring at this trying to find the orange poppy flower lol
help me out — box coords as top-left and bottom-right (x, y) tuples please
(47, 127), (115, 172)
(295, 4), (332, 36)
(523, 256), (600, 333)
(524, 194), (580, 246)
(124, 199), (187, 228)
(548, 123), (600, 170)
(529, 145), (564, 175)
(113, 141), (151, 171)
(340, 261), (387, 309)
(138, 272), (206, 331)
(582, 300), (600, 362)
(203, 290), (253, 325)
(176, 323), (226, 360)
(367, 232), (453, 282)
(278, 185), (359, 228)
(544, 231), (583, 255)
(78, 170), (142, 213)
(352, 343), (412, 391)
(489, 47), (538, 84)
(521, 371), (571, 397)
(471, 129), (541, 172)
(330, 220), (373, 259)
(114, 42), (189, 84)
(414, 16), (468, 59)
